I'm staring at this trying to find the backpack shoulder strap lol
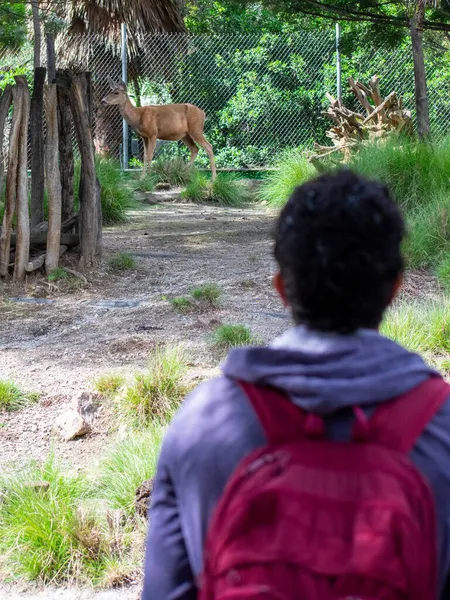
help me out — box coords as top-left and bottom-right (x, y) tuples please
(368, 376), (450, 453)
(238, 380), (325, 445)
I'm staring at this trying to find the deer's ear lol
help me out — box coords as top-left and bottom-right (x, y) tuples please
(107, 77), (116, 89)
(120, 80), (127, 91)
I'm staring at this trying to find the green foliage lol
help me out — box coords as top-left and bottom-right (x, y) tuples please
(212, 324), (254, 348)
(131, 173), (158, 193)
(436, 254), (450, 290)
(259, 149), (316, 206)
(47, 268), (68, 282)
(191, 283), (222, 304)
(0, 380), (37, 412)
(116, 346), (189, 427)
(151, 157), (193, 187)
(99, 425), (165, 515)
(94, 374), (126, 398)
(182, 172), (250, 206)
(0, 2), (27, 50)
(381, 300), (450, 369)
(171, 296), (194, 312)
(108, 252), (137, 272)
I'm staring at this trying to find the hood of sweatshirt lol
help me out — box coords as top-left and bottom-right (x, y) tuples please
(222, 326), (435, 415)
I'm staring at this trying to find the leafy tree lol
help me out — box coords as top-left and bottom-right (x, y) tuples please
(0, 2), (27, 50)
(255, 0), (450, 137)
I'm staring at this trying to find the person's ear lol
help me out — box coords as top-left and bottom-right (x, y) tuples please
(390, 273), (403, 303)
(273, 272), (288, 307)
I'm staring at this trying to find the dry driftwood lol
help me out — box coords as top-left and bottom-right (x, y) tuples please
(26, 245), (68, 273)
(0, 85), (13, 200)
(11, 232), (79, 248)
(70, 73), (102, 268)
(31, 214), (78, 235)
(310, 76), (413, 167)
(57, 71), (75, 222)
(30, 67), (46, 229)
(0, 82), (23, 276)
(44, 84), (62, 275)
(14, 77), (31, 281)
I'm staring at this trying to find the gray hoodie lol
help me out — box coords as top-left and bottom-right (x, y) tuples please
(143, 327), (450, 599)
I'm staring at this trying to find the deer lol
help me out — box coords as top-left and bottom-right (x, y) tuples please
(102, 79), (216, 180)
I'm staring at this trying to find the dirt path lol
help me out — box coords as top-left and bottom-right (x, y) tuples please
(0, 585), (139, 600)
(0, 202), (288, 470)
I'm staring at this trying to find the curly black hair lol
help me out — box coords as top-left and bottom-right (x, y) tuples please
(274, 170), (405, 333)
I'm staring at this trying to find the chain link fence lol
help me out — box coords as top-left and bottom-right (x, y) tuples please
(1, 30), (449, 170)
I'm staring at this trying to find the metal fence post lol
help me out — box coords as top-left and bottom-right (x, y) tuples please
(121, 23), (129, 170)
(335, 22), (342, 103)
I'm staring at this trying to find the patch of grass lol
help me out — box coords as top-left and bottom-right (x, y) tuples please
(116, 345), (189, 426)
(349, 135), (450, 212)
(152, 157), (193, 187)
(99, 424), (165, 516)
(108, 252), (137, 272)
(191, 283), (221, 304)
(181, 171), (209, 202)
(47, 267), (68, 282)
(381, 300), (450, 369)
(259, 149), (316, 207)
(131, 173), (158, 193)
(0, 380), (38, 412)
(182, 172), (250, 207)
(436, 254), (450, 291)
(170, 296), (193, 312)
(94, 374), (126, 398)
(212, 324), (254, 349)
(75, 157), (134, 225)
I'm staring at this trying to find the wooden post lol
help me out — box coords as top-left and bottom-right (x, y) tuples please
(0, 83), (23, 276)
(70, 73), (101, 267)
(56, 70), (75, 222)
(14, 77), (31, 281)
(30, 67), (46, 228)
(44, 84), (62, 275)
(0, 85), (13, 200)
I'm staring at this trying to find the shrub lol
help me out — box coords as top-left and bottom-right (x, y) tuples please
(0, 380), (37, 411)
(212, 324), (254, 349)
(108, 252), (137, 272)
(116, 345), (189, 426)
(170, 296), (193, 312)
(131, 173), (158, 193)
(99, 424), (166, 515)
(436, 254), (450, 290)
(152, 157), (193, 187)
(259, 149), (316, 207)
(191, 283), (221, 304)
(94, 374), (126, 398)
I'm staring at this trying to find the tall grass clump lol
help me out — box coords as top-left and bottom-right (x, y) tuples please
(94, 374), (126, 398)
(116, 345), (189, 426)
(75, 157), (134, 225)
(212, 324), (254, 349)
(182, 172), (250, 207)
(259, 149), (316, 207)
(181, 171), (209, 202)
(0, 380), (37, 411)
(381, 300), (450, 369)
(108, 252), (137, 272)
(349, 136), (450, 212)
(152, 157), (193, 187)
(99, 424), (166, 515)
(191, 283), (221, 304)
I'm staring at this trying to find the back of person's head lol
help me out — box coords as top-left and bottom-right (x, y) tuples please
(274, 170), (405, 334)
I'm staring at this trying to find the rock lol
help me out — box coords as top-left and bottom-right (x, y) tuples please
(53, 410), (91, 441)
(135, 478), (154, 518)
(71, 391), (101, 425)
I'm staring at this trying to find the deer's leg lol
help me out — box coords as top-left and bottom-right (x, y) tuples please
(142, 137), (148, 177)
(190, 134), (216, 181)
(182, 134), (199, 165)
(146, 136), (157, 173)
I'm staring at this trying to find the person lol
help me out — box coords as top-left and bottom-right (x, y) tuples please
(142, 170), (450, 600)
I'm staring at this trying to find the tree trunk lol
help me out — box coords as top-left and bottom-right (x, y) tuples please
(70, 73), (101, 268)
(31, 0), (41, 69)
(14, 77), (31, 281)
(44, 84), (62, 275)
(0, 85), (13, 200)
(30, 67), (46, 228)
(410, 3), (430, 139)
(56, 70), (74, 222)
(46, 32), (56, 84)
(0, 84), (22, 276)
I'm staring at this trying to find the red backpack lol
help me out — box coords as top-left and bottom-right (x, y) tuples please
(200, 376), (450, 600)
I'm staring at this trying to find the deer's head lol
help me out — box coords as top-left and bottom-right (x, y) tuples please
(102, 79), (128, 105)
